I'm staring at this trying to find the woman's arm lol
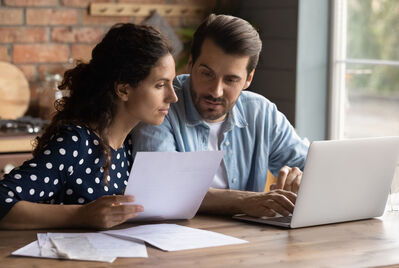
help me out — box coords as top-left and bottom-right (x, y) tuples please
(0, 195), (143, 230)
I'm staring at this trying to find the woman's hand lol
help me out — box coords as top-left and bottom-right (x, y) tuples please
(78, 195), (143, 229)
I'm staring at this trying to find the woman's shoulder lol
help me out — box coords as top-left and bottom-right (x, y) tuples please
(37, 124), (97, 155)
(56, 124), (99, 144)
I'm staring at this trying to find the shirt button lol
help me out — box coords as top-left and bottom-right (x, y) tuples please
(225, 141), (230, 146)
(231, 178), (237, 184)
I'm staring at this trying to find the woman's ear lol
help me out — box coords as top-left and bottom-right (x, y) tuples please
(115, 83), (129, 101)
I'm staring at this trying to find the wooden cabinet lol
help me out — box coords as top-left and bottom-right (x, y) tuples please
(0, 134), (35, 177)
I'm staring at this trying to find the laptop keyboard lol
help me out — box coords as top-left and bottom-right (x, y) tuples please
(261, 215), (292, 223)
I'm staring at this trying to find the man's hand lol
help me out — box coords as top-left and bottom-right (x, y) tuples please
(78, 195), (144, 229)
(239, 190), (296, 218)
(270, 166), (303, 193)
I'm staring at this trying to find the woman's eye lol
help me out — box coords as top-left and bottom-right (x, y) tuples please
(156, 84), (165, 89)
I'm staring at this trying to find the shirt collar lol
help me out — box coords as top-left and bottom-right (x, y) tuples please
(182, 75), (248, 130)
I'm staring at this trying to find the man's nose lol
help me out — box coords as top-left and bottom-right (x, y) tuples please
(209, 79), (223, 98)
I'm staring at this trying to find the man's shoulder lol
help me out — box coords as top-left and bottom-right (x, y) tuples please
(173, 74), (189, 91)
(237, 90), (275, 111)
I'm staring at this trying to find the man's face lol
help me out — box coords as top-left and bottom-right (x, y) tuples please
(189, 38), (254, 123)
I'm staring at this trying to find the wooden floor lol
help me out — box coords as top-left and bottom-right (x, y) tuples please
(1, 212), (399, 268)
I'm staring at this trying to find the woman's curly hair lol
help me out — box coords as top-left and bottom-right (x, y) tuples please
(33, 23), (172, 180)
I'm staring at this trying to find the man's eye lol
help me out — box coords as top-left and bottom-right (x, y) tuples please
(226, 78), (240, 84)
(201, 71), (213, 77)
(156, 84), (165, 88)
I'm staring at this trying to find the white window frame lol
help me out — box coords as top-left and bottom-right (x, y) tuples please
(329, 0), (399, 198)
(329, 0), (399, 140)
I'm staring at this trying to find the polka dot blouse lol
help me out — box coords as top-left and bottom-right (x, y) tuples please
(0, 125), (133, 220)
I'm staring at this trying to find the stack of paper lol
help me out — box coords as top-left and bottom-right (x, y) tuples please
(12, 224), (247, 262)
(12, 232), (148, 262)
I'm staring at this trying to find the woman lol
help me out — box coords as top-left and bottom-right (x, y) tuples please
(0, 23), (177, 229)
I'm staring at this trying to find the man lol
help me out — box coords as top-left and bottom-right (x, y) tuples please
(132, 14), (309, 218)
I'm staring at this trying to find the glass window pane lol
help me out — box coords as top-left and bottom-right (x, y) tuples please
(344, 63), (399, 138)
(347, 0), (399, 61)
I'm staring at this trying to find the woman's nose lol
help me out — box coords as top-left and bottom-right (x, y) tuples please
(166, 86), (178, 103)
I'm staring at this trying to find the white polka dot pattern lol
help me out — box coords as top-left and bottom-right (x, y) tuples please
(0, 125), (131, 216)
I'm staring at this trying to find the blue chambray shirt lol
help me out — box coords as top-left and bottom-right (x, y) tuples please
(131, 74), (309, 192)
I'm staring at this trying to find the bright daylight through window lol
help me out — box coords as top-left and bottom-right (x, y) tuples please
(331, 0), (399, 208)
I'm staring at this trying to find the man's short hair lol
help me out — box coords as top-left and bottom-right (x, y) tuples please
(191, 14), (262, 75)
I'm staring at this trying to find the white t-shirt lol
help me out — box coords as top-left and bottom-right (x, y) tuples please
(206, 121), (229, 189)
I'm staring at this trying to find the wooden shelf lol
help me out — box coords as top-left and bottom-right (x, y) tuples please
(0, 135), (36, 153)
(90, 3), (206, 17)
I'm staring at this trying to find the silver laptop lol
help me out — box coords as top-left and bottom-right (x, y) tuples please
(233, 136), (399, 228)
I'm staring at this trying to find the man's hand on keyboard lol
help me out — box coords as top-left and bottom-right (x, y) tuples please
(240, 190), (296, 218)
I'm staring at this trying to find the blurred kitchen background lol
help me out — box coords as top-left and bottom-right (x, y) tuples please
(0, 0), (398, 203)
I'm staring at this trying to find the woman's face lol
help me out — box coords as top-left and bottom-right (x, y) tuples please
(123, 53), (178, 126)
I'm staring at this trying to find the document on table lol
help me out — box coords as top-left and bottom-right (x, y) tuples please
(12, 232), (148, 262)
(125, 151), (224, 221)
(104, 223), (248, 251)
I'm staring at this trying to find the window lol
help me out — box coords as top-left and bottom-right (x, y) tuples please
(330, 0), (399, 208)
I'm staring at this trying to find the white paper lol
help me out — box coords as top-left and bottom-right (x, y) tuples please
(37, 233), (58, 257)
(126, 151), (224, 221)
(50, 236), (116, 263)
(104, 223), (248, 251)
(12, 241), (48, 259)
(47, 232), (148, 258)
(12, 232), (148, 261)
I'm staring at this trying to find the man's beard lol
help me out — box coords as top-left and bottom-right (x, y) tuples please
(190, 84), (236, 121)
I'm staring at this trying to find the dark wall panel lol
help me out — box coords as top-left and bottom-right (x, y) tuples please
(230, 0), (299, 126)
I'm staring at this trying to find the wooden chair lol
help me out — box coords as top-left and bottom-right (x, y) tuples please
(264, 170), (277, 192)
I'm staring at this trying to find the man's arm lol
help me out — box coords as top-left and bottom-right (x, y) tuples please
(199, 188), (296, 218)
(131, 118), (178, 155)
(267, 103), (309, 176)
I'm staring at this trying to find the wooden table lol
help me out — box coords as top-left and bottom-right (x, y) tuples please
(1, 212), (399, 268)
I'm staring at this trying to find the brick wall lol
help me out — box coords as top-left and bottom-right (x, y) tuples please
(0, 0), (215, 116)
